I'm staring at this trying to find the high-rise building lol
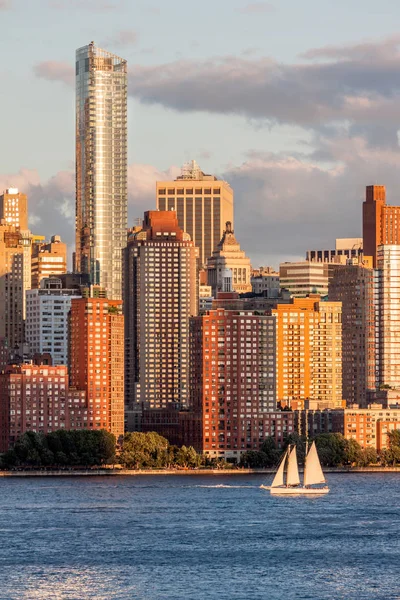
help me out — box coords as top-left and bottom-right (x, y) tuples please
(69, 297), (124, 440)
(156, 160), (234, 266)
(75, 42), (128, 300)
(329, 261), (375, 406)
(189, 307), (293, 460)
(363, 185), (400, 267)
(0, 188), (28, 230)
(206, 222), (252, 296)
(0, 224), (31, 347)
(123, 211), (198, 421)
(279, 260), (346, 298)
(375, 245), (400, 389)
(273, 296), (343, 408)
(31, 235), (67, 289)
(26, 278), (81, 366)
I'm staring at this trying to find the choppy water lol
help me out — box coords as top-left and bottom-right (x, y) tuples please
(0, 474), (399, 599)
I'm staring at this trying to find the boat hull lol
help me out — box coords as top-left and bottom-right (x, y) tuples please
(269, 486), (329, 495)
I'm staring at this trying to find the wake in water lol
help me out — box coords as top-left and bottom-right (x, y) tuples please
(194, 484), (257, 489)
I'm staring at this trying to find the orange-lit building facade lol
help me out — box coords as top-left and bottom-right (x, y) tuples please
(190, 308), (294, 460)
(273, 296), (343, 408)
(69, 298), (124, 440)
(0, 364), (86, 452)
(344, 406), (400, 451)
(0, 188), (28, 230)
(31, 235), (67, 289)
(363, 185), (400, 267)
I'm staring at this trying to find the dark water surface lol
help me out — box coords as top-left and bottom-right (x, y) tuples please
(0, 474), (399, 599)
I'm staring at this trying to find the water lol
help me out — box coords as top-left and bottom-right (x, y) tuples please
(0, 474), (399, 600)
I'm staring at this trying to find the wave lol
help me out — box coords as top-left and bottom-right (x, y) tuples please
(194, 484), (256, 489)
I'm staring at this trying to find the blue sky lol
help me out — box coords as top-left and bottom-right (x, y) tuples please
(2, 0), (400, 266)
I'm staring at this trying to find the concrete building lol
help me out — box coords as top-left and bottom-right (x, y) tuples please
(344, 405), (400, 451)
(207, 222), (252, 296)
(26, 278), (81, 366)
(363, 185), (400, 267)
(251, 267), (280, 297)
(0, 223), (31, 348)
(69, 297), (124, 440)
(75, 42), (128, 300)
(0, 188), (28, 230)
(199, 284), (213, 313)
(0, 364), (86, 452)
(156, 160), (234, 267)
(31, 235), (67, 289)
(329, 261), (375, 406)
(306, 238), (363, 263)
(279, 260), (346, 298)
(123, 211), (198, 424)
(273, 296), (343, 408)
(189, 307), (293, 459)
(375, 245), (400, 389)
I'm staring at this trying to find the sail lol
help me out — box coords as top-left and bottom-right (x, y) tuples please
(287, 446), (300, 486)
(304, 442), (326, 486)
(271, 450), (287, 488)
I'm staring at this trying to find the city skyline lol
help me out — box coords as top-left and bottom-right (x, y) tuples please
(2, 1), (400, 267)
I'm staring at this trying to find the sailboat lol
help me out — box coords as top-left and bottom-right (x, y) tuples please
(260, 442), (329, 495)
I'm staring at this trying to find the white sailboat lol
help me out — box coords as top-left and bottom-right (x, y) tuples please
(260, 442), (329, 495)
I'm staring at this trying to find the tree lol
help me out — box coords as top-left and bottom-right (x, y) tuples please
(314, 433), (347, 467)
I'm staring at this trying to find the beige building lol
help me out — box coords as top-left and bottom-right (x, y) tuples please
(31, 235), (67, 289)
(156, 160), (233, 266)
(0, 224), (31, 347)
(0, 188), (28, 230)
(279, 260), (346, 297)
(306, 237), (363, 263)
(273, 296), (343, 408)
(123, 211), (198, 419)
(207, 222), (252, 296)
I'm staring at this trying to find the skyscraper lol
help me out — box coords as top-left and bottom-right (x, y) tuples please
(75, 42), (127, 300)
(31, 235), (67, 289)
(156, 161), (234, 267)
(123, 211), (198, 421)
(69, 296), (125, 440)
(0, 188), (28, 230)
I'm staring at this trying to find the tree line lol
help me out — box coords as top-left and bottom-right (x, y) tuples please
(240, 431), (400, 468)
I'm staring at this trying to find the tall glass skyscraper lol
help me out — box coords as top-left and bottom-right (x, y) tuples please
(75, 42), (127, 300)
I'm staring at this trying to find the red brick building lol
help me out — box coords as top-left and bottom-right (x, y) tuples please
(363, 184), (400, 267)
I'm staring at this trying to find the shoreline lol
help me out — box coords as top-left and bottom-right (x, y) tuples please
(2, 467), (400, 477)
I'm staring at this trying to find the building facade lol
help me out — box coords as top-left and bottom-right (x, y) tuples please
(156, 160), (234, 267)
(0, 364), (86, 452)
(273, 296), (343, 408)
(69, 297), (125, 440)
(0, 188), (28, 230)
(31, 235), (67, 289)
(306, 238), (363, 263)
(375, 245), (400, 389)
(123, 211), (198, 421)
(189, 308), (293, 459)
(251, 267), (280, 297)
(344, 405), (400, 451)
(329, 262), (375, 406)
(207, 222), (252, 296)
(26, 278), (81, 366)
(75, 42), (128, 300)
(363, 185), (400, 267)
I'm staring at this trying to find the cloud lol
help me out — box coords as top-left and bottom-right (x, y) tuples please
(49, 0), (120, 10)
(102, 29), (138, 49)
(240, 2), (275, 13)
(0, 0), (11, 8)
(34, 61), (74, 87)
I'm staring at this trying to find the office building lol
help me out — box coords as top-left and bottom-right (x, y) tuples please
(69, 297), (125, 440)
(75, 42), (128, 300)
(273, 296), (343, 408)
(329, 261), (375, 406)
(363, 185), (400, 267)
(207, 222), (252, 296)
(156, 160), (234, 266)
(26, 278), (81, 366)
(0, 188), (28, 230)
(375, 245), (400, 389)
(306, 238), (363, 263)
(251, 267), (280, 297)
(123, 211), (198, 421)
(279, 260), (346, 298)
(189, 307), (291, 459)
(31, 235), (67, 289)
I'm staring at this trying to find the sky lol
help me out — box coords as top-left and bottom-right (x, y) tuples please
(2, 0), (400, 268)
